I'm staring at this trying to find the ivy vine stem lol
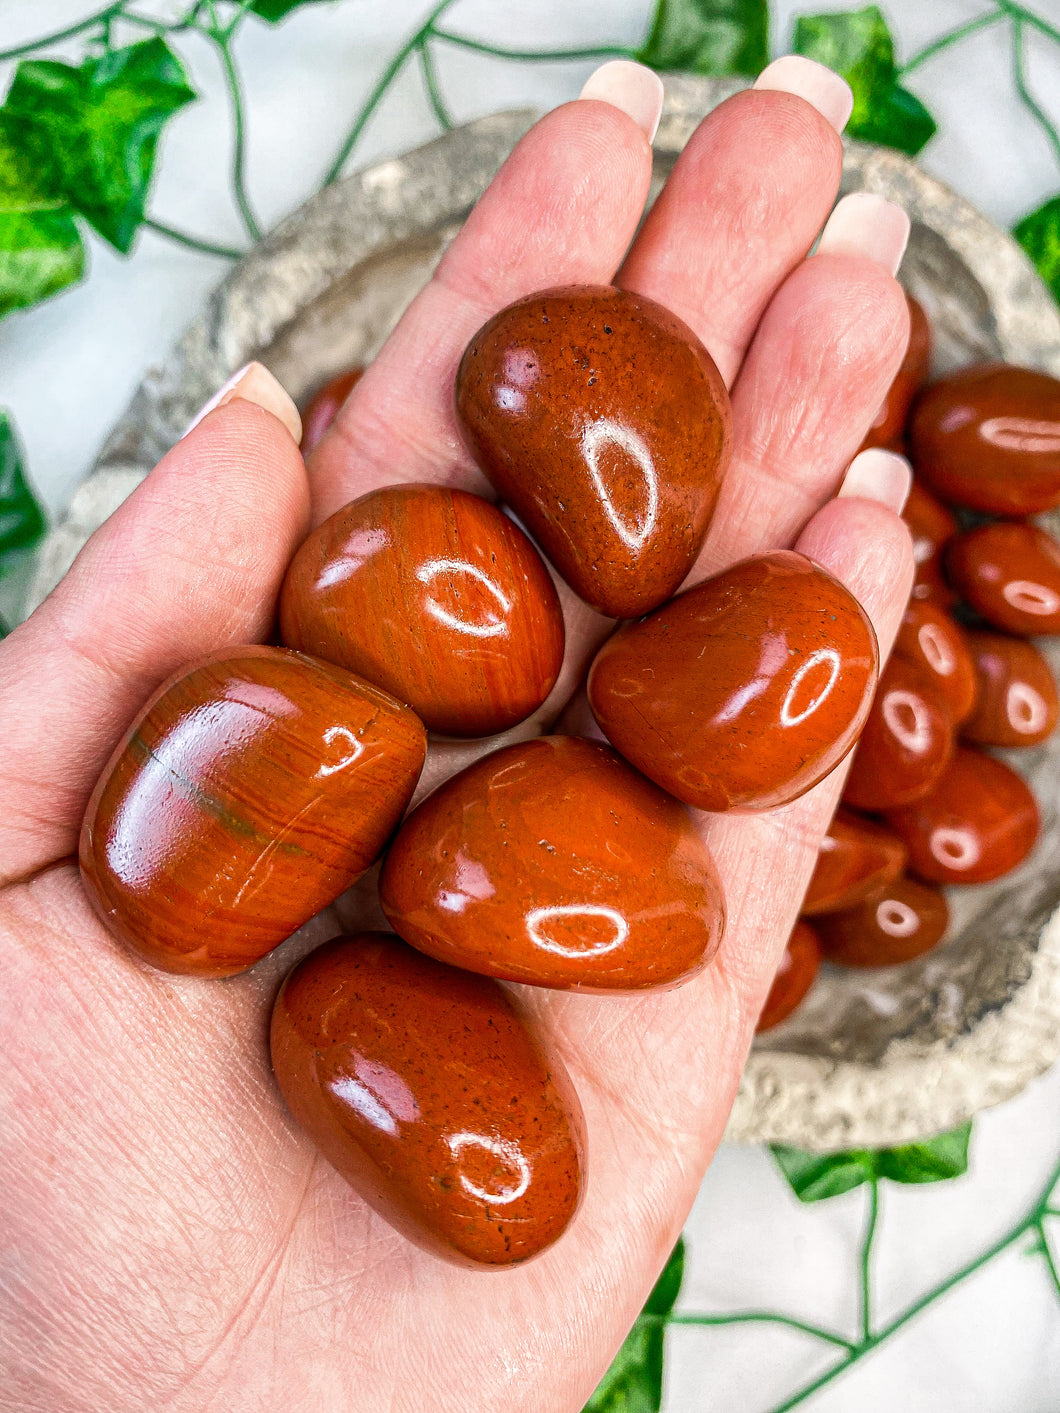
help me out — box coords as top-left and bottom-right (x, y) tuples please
(419, 40), (455, 132)
(1010, 15), (1060, 172)
(322, 0), (460, 186)
(858, 1177), (879, 1344)
(203, 17), (264, 242)
(898, 9), (1005, 75)
(142, 216), (243, 259)
(430, 30), (635, 63)
(659, 1310), (855, 1353)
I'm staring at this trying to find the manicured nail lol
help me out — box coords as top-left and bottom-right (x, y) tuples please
(754, 55), (854, 134)
(838, 448), (912, 513)
(816, 192), (911, 276)
(579, 60), (665, 143)
(183, 361), (302, 443)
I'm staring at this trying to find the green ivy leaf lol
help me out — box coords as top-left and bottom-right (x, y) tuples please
(0, 122), (85, 316)
(1014, 196), (1060, 306)
(792, 6), (936, 156)
(1, 39), (195, 254)
(582, 1240), (685, 1412)
(637, 0), (769, 77)
(0, 411), (46, 565)
(250, 0), (340, 19)
(771, 1145), (878, 1202)
(876, 1123), (972, 1185)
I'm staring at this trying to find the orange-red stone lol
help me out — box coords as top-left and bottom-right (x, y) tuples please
(301, 367), (363, 454)
(802, 809), (907, 917)
(886, 746), (1039, 885)
(817, 876), (948, 967)
(946, 522), (1060, 636)
(379, 736), (724, 991)
(843, 656), (953, 812)
(893, 598), (977, 725)
(270, 933), (584, 1266)
(963, 630), (1059, 748)
(80, 647), (426, 976)
(859, 294), (932, 451)
(756, 921), (821, 1032)
(910, 363), (1060, 516)
(455, 285), (732, 618)
(588, 552), (878, 812)
(280, 485), (564, 737)
(903, 478), (958, 606)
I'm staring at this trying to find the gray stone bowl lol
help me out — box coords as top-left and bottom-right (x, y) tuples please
(28, 75), (1060, 1151)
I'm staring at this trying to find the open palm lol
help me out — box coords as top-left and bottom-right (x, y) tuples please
(1, 59), (915, 1413)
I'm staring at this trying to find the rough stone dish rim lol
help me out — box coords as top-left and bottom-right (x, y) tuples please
(27, 74), (1060, 1152)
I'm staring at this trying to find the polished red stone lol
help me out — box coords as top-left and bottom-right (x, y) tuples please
(903, 477), (958, 606)
(842, 656), (954, 812)
(756, 921), (822, 1032)
(280, 484), (564, 737)
(962, 630), (1059, 748)
(379, 736), (724, 991)
(270, 933), (585, 1266)
(816, 876), (948, 967)
(859, 294), (932, 451)
(455, 285), (732, 617)
(946, 522), (1060, 636)
(301, 367), (363, 454)
(588, 552), (878, 813)
(802, 809), (907, 917)
(79, 648), (427, 976)
(910, 363), (1060, 516)
(886, 746), (1039, 885)
(893, 598), (977, 725)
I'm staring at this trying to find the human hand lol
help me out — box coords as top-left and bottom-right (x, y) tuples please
(0, 56), (914, 1413)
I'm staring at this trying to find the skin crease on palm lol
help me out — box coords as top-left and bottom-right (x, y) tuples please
(0, 56), (918, 1413)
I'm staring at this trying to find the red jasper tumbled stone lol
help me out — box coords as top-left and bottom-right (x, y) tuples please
(801, 809), (908, 917)
(842, 656), (954, 812)
(587, 552), (879, 813)
(886, 746), (1040, 885)
(455, 285), (732, 618)
(910, 363), (1060, 516)
(300, 367), (364, 454)
(962, 630), (1059, 748)
(946, 522), (1060, 636)
(756, 921), (822, 1032)
(816, 875), (948, 967)
(859, 294), (932, 452)
(280, 485), (564, 737)
(80, 647), (427, 976)
(903, 478), (958, 607)
(270, 933), (585, 1266)
(379, 736), (725, 991)
(892, 598), (977, 726)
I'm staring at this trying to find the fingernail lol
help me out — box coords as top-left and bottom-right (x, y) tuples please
(754, 55), (854, 134)
(579, 60), (665, 143)
(816, 192), (911, 276)
(838, 448), (912, 513)
(183, 361), (302, 443)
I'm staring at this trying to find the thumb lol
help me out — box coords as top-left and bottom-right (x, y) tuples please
(0, 365), (308, 887)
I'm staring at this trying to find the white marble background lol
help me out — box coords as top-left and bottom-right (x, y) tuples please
(2, 2), (1060, 1408)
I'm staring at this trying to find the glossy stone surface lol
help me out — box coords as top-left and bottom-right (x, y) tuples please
(280, 485), (564, 737)
(270, 933), (584, 1266)
(756, 921), (821, 1033)
(817, 876), (948, 967)
(802, 809), (907, 917)
(963, 630), (1059, 748)
(588, 552), (878, 813)
(910, 363), (1060, 516)
(80, 648), (427, 976)
(455, 285), (732, 618)
(946, 522), (1060, 636)
(301, 367), (363, 454)
(887, 746), (1040, 885)
(843, 656), (954, 812)
(859, 295), (932, 451)
(893, 598), (978, 725)
(903, 477), (958, 606)
(380, 736), (724, 990)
